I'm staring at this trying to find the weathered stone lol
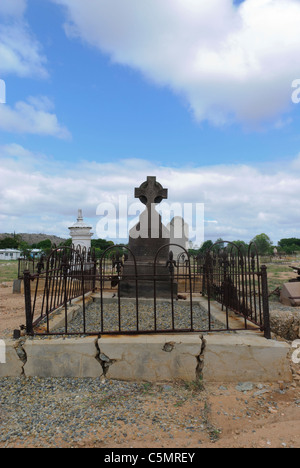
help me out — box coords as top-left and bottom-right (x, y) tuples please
(202, 332), (292, 383)
(98, 334), (202, 382)
(120, 176), (177, 298)
(270, 309), (300, 341)
(0, 339), (24, 377)
(280, 282), (300, 307)
(23, 337), (102, 378)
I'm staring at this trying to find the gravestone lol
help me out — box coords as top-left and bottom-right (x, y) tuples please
(68, 209), (93, 251)
(280, 282), (300, 307)
(120, 176), (178, 298)
(167, 216), (189, 262)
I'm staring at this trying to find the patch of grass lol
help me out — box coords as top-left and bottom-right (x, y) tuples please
(174, 397), (187, 407)
(141, 382), (154, 394)
(202, 400), (221, 443)
(0, 260), (18, 282)
(184, 377), (205, 393)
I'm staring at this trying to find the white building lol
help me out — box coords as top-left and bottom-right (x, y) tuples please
(68, 209), (93, 251)
(0, 249), (21, 261)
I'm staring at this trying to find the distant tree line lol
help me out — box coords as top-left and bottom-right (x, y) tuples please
(189, 234), (300, 257)
(2, 232), (300, 259)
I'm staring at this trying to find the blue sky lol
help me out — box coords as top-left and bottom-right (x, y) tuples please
(1, 0), (300, 245)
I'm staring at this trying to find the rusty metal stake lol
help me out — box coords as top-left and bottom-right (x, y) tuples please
(261, 265), (271, 339)
(24, 270), (33, 335)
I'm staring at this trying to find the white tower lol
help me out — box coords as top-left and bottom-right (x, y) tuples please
(69, 209), (93, 251)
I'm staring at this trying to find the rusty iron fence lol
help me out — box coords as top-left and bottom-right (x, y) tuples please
(202, 241), (270, 338)
(20, 242), (271, 339)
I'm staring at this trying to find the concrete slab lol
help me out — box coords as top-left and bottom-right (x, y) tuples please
(98, 334), (203, 382)
(0, 339), (24, 377)
(202, 332), (292, 383)
(23, 337), (102, 378)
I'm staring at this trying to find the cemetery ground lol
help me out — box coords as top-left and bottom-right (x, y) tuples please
(0, 259), (300, 448)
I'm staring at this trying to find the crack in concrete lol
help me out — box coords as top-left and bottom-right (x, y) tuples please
(95, 339), (117, 378)
(14, 338), (27, 375)
(196, 335), (206, 381)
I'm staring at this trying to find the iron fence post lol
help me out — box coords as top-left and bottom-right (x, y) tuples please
(24, 270), (33, 335)
(261, 265), (271, 339)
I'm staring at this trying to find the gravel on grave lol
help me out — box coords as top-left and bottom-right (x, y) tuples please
(52, 301), (225, 334)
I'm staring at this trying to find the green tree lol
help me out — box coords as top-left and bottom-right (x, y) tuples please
(91, 239), (115, 251)
(60, 238), (73, 247)
(232, 240), (249, 256)
(0, 237), (19, 249)
(278, 238), (300, 254)
(250, 233), (273, 255)
(198, 240), (214, 254)
(19, 241), (31, 259)
(37, 239), (52, 250)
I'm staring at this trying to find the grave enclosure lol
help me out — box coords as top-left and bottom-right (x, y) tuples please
(5, 177), (291, 382)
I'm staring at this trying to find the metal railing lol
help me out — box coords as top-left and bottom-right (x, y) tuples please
(20, 242), (271, 339)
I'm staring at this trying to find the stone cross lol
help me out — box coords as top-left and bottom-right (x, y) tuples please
(135, 176), (168, 210)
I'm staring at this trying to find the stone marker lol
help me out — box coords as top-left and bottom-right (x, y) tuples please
(167, 216), (189, 262)
(120, 176), (178, 298)
(68, 209), (93, 251)
(280, 282), (300, 306)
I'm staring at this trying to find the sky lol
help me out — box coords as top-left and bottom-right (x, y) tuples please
(1, 0), (300, 246)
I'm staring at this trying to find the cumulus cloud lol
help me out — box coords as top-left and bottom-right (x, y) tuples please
(1, 144), (300, 243)
(0, 0), (47, 78)
(0, 96), (71, 139)
(52, 0), (300, 126)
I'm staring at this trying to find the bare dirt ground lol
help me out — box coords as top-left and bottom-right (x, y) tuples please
(1, 282), (300, 449)
(0, 282), (27, 337)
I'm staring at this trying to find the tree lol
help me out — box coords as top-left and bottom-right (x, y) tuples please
(36, 239), (52, 250)
(91, 239), (114, 251)
(231, 240), (249, 256)
(250, 233), (273, 255)
(0, 237), (19, 249)
(278, 238), (300, 254)
(60, 238), (73, 247)
(19, 241), (31, 259)
(211, 238), (225, 252)
(199, 240), (213, 254)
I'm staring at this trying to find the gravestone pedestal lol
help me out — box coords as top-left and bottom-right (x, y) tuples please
(120, 177), (178, 298)
(280, 282), (300, 306)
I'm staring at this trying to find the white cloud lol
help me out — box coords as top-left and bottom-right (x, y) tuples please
(1, 144), (300, 243)
(0, 0), (26, 18)
(53, 0), (300, 126)
(0, 0), (47, 78)
(0, 96), (71, 139)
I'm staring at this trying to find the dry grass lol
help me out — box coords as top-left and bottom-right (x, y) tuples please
(0, 260), (18, 283)
(264, 257), (300, 295)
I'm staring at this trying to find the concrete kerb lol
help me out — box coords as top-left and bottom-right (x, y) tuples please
(0, 293), (293, 382)
(0, 331), (293, 383)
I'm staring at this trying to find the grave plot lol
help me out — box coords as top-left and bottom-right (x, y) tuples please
(15, 177), (271, 339)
